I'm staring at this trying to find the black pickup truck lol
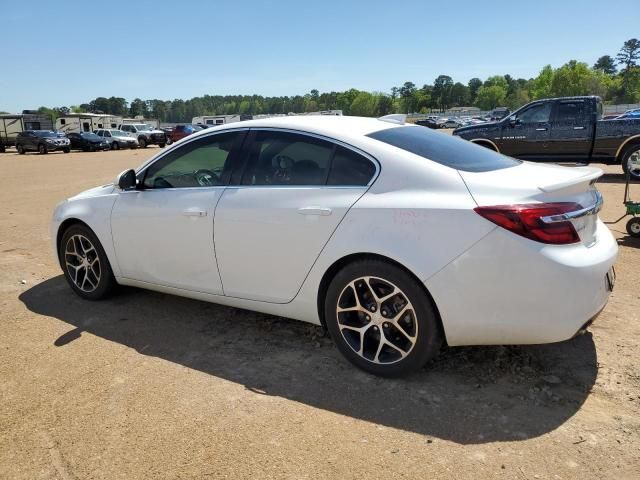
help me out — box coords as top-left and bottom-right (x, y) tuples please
(453, 96), (640, 177)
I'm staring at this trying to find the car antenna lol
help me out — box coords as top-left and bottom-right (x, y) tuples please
(378, 114), (406, 125)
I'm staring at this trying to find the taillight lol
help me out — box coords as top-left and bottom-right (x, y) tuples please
(474, 203), (582, 245)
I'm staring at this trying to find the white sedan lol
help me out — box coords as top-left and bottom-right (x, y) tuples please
(51, 115), (617, 376)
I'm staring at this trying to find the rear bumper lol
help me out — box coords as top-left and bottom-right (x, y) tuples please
(426, 219), (618, 346)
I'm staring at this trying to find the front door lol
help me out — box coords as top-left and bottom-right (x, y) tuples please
(547, 99), (593, 159)
(111, 130), (245, 294)
(214, 129), (377, 303)
(500, 101), (552, 158)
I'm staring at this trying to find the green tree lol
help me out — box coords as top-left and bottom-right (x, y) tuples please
(550, 60), (605, 97)
(432, 75), (453, 111)
(617, 38), (640, 72)
(468, 78), (483, 103)
(398, 82), (417, 113)
(593, 55), (617, 74)
(531, 65), (554, 99)
(350, 92), (378, 116)
(129, 98), (149, 117)
(475, 85), (507, 110)
(450, 82), (470, 106)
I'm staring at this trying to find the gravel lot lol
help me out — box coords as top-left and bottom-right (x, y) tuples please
(1, 144), (639, 479)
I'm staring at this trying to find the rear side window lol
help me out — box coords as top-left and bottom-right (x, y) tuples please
(555, 102), (587, 123)
(327, 146), (376, 186)
(367, 126), (520, 172)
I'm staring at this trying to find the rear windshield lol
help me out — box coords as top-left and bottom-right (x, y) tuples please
(367, 126), (520, 172)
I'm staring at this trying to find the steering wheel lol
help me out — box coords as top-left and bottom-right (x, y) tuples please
(272, 154), (295, 183)
(194, 169), (219, 187)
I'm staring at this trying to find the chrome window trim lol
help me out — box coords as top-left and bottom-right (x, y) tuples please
(135, 126), (381, 190)
(239, 127), (381, 188)
(540, 191), (603, 224)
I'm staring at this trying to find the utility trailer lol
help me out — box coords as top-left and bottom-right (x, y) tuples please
(55, 113), (123, 134)
(0, 113), (53, 152)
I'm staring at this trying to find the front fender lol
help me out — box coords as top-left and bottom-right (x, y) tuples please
(51, 193), (120, 276)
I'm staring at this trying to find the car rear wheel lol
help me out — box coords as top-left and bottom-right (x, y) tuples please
(159, 143), (166, 148)
(622, 144), (640, 180)
(138, 137), (147, 148)
(38, 143), (47, 154)
(324, 259), (442, 377)
(17, 144), (25, 155)
(59, 224), (116, 300)
(62, 147), (70, 153)
(112, 142), (120, 150)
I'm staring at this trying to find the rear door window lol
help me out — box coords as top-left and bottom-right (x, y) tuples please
(327, 146), (376, 186)
(554, 101), (587, 123)
(367, 126), (520, 172)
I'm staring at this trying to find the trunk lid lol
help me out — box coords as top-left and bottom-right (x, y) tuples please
(459, 162), (603, 246)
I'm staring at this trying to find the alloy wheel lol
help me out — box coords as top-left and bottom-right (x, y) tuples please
(627, 148), (640, 179)
(336, 276), (418, 364)
(64, 234), (101, 292)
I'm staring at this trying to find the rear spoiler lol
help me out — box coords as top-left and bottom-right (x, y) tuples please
(538, 167), (603, 193)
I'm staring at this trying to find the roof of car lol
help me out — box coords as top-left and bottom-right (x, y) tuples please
(189, 115), (401, 141)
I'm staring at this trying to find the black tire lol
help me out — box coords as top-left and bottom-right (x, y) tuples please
(621, 143), (640, 180)
(138, 137), (147, 148)
(324, 259), (442, 377)
(0, 144), (5, 153)
(626, 217), (640, 237)
(112, 142), (120, 150)
(38, 143), (48, 154)
(17, 144), (25, 155)
(166, 137), (173, 145)
(62, 147), (70, 153)
(59, 224), (116, 300)
(159, 143), (166, 148)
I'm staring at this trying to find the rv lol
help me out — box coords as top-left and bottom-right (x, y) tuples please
(191, 114), (252, 126)
(0, 112), (54, 152)
(121, 117), (159, 128)
(55, 113), (123, 134)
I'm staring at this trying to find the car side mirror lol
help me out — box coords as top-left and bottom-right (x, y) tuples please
(509, 117), (520, 127)
(117, 169), (137, 190)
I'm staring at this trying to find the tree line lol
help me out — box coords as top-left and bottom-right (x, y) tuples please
(34, 38), (640, 123)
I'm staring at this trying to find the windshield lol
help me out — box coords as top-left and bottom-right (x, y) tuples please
(108, 130), (126, 136)
(81, 133), (101, 140)
(34, 131), (57, 138)
(134, 124), (152, 131)
(367, 126), (520, 172)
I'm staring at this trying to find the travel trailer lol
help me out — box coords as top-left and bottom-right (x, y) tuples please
(0, 112), (54, 152)
(191, 114), (252, 126)
(121, 117), (159, 128)
(55, 113), (123, 134)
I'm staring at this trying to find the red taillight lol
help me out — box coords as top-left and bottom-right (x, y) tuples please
(474, 203), (582, 245)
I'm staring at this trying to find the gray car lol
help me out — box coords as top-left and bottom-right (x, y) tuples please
(94, 129), (139, 150)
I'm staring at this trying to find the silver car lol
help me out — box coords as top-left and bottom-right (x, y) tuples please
(95, 129), (139, 150)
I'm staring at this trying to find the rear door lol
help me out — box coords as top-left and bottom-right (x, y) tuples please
(214, 129), (377, 303)
(500, 102), (552, 158)
(547, 99), (593, 159)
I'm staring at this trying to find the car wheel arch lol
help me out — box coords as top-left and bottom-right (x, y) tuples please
(470, 139), (499, 152)
(316, 252), (446, 344)
(56, 218), (92, 257)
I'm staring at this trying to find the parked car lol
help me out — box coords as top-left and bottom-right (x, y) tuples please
(437, 117), (461, 129)
(67, 132), (109, 152)
(489, 107), (510, 121)
(52, 115), (617, 377)
(94, 129), (139, 150)
(166, 124), (204, 144)
(118, 123), (167, 148)
(15, 130), (70, 154)
(453, 96), (640, 177)
(415, 118), (439, 129)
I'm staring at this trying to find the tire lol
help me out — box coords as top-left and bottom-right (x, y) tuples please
(626, 217), (640, 237)
(62, 147), (70, 153)
(0, 144), (5, 153)
(621, 143), (640, 180)
(59, 224), (116, 300)
(166, 137), (173, 145)
(138, 137), (147, 148)
(324, 259), (442, 377)
(112, 142), (120, 150)
(159, 143), (166, 148)
(17, 144), (25, 155)
(38, 143), (48, 154)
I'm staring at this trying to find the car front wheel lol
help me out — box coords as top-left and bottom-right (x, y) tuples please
(622, 144), (640, 180)
(59, 224), (116, 300)
(38, 143), (48, 154)
(324, 259), (442, 377)
(138, 137), (147, 148)
(17, 144), (25, 154)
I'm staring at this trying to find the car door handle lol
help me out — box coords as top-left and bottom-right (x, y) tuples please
(573, 126), (585, 130)
(535, 127), (548, 131)
(297, 207), (332, 216)
(183, 209), (207, 217)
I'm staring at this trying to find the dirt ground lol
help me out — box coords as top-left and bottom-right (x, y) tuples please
(0, 145), (639, 479)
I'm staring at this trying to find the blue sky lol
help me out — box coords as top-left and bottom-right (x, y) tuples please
(1, 0), (637, 112)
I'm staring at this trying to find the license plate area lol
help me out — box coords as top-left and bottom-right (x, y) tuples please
(606, 267), (616, 292)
